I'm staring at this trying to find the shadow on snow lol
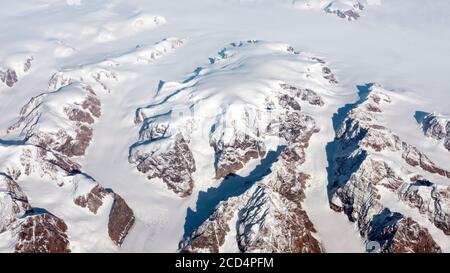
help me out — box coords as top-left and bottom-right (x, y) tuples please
(183, 145), (286, 239)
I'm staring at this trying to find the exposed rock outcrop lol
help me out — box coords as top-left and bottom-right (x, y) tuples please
(421, 113), (450, 152)
(367, 209), (441, 253)
(398, 180), (450, 235)
(335, 86), (450, 178)
(0, 56), (33, 87)
(130, 132), (196, 197)
(74, 184), (108, 214)
(131, 41), (336, 198)
(280, 83), (325, 107)
(297, 0), (365, 21)
(7, 83), (101, 158)
(181, 150), (322, 253)
(324, 1), (364, 21)
(212, 132), (266, 179)
(180, 88), (322, 252)
(0, 69), (18, 87)
(108, 193), (135, 246)
(2, 81), (135, 249)
(0, 175), (31, 233)
(329, 84), (446, 252)
(15, 213), (71, 253)
(0, 174), (71, 253)
(74, 184), (135, 246)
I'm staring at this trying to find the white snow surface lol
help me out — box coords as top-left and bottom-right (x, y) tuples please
(1, 0), (450, 252)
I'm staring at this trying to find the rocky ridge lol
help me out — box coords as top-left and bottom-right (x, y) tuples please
(328, 84), (449, 252)
(295, 0), (365, 20)
(0, 56), (34, 88)
(0, 34), (186, 252)
(421, 113), (450, 152)
(180, 78), (324, 253)
(130, 40), (336, 199)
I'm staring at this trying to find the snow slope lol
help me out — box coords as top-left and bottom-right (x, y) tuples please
(1, 0), (450, 252)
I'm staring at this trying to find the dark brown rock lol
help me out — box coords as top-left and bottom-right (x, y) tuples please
(212, 133), (266, 179)
(108, 194), (135, 246)
(74, 185), (107, 214)
(391, 217), (441, 253)
(15, 213), (71, 253)
(133, 134), (196, 197)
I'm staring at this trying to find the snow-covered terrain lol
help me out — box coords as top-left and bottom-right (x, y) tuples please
(1, 0), (450, 253)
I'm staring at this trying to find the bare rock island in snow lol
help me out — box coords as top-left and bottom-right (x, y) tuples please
(0, 55), (34, 88)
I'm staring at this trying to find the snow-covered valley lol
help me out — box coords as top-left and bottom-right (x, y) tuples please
(1, 0), (450, 253)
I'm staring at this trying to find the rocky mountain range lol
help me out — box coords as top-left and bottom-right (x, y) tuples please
(1, 0), (449, 253)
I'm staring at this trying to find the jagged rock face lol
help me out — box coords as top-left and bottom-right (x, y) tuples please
(422, 114), (450, 152)
(0, 175), (70, 253)
(398, 180), (450, 235)
(131, 41), (333, 197)
(279, 111), (319, 145)
(7, 83), (101, 158)
(5, 145), (81, 183)
(74, 184), (107, 214)
(181, 172), (322, 253)
(330, 157), (442, 253)
(400, 143), (450, 178)
(1, 54), (137, 250)
(0, 56), (33, 88)
(297, 0), (364, 21)
(210, 106), (268, 179)
(234, 114), (321, 253)
(236, 185), (320, 253)
(0, 175), (31, 233)
(329, 84), (448, 252)
(130, 133), (196, 197)
(108, 193), (135, 246)
(235, 166), (321, 253)
(331, 140), (450, 241)
(15, 213), (71, 253)
(0, 129), (134, 252)
(0, 69), (18, 87)
(321, 66), (339, 84)
(1, 143), (136, 249)
(180, 107), (322, 253)
(280, 83), (324, 106)
(180, 199), (235, 253)
(367, 210), (441, 253)
(337, 87), (450, 179)
(212, 132), (266, 179)
(324, 1), (364, 21)
(390, 217), (442, 253)
(332, 157), (392, 226)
